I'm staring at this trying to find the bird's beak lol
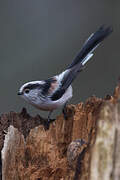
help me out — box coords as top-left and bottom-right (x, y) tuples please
(17, 92), (23, 95)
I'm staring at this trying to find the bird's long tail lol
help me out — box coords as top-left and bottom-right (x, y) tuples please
(51, 26), (113, 101)
(68, 25), (113, 69)
(59, 26), (113, 93)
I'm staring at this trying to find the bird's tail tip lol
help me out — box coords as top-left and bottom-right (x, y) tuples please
(98, 25), (113, 36)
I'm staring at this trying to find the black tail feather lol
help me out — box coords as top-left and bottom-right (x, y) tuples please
(68, 25), (113, 69)
(51, 25), (113, 101)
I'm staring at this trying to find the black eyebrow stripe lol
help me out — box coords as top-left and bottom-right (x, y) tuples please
(23, 83), (43, 90)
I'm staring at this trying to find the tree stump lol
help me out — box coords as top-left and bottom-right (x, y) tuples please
(0, 84), (120, 180)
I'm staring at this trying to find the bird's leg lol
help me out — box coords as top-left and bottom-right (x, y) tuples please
(48, 110), (53, 123)
(44, 111), (53, 130)
(62, 102), (68, 120)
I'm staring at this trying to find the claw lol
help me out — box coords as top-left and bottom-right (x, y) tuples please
(62, 102), (68, 120)
(44, 121), (50, 130)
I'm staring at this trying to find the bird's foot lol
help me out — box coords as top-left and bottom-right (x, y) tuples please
(44, 118), (56, 130)
(62, 106), (68, 120)
(44, 120), (50, 130)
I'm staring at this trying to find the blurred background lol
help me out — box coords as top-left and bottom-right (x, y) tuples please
(0, 0), (119, 117)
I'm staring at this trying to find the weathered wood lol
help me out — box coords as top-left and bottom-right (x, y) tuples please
(112, 102), (120, 180)
(90, 103), (116, 180)
(0, 97), (103, 180)
(1, 84), (120, 179)
(90, 85), (120, 180)
(0, 152), (2, 180)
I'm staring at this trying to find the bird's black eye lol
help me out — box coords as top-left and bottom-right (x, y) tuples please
(24, 89), (30, 94)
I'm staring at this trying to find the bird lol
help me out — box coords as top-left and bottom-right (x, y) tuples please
(18, 25), (113, 129)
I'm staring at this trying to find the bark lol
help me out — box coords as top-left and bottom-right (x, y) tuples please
(0, 152), (2, 180)
(0, 84), (120, 180)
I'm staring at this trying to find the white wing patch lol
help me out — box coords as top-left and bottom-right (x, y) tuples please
(81, 43), (99, 66)
(82, 53), (93, 65)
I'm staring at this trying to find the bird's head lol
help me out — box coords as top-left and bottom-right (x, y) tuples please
(18, 81), (44, 103)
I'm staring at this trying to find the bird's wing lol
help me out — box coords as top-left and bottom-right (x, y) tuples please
(50, 69), (78, 101)
(40, 77), (60, 97)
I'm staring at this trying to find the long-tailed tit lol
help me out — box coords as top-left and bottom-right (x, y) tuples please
(18, 26), (113, 128)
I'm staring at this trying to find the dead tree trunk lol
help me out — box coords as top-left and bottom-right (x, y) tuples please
(0, 152), (2, 180)
(0, 84), (120, 180)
